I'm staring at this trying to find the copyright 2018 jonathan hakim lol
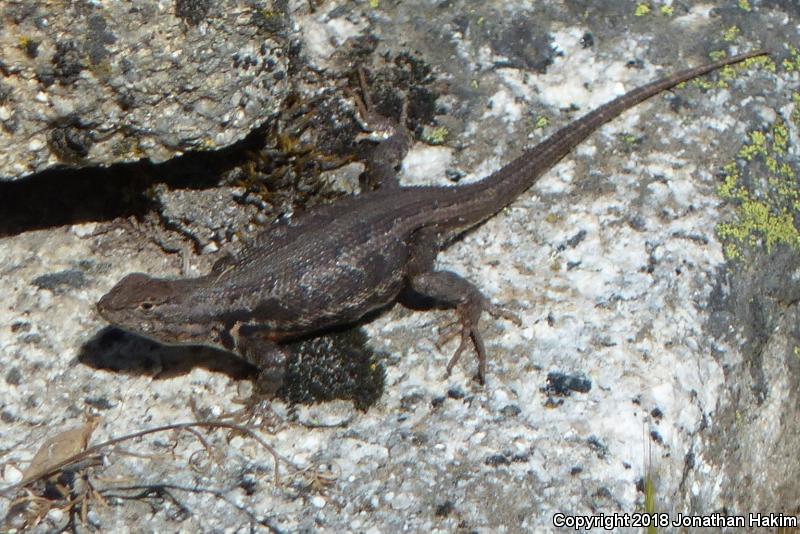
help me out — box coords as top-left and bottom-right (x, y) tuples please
(552, 511), (797, 530)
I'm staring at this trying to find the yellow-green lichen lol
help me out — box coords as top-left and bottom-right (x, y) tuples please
(689, 78), (714, 91)
(737, 130), (767, 161)
(660, 5), (673, 16)
(792, 92), (800, 126)
(711, 64), (736, 89)
(738, 0), (751, 11)
(773, 120), (788, 154)
(709, 50), (728, 62)
(723, 25), (740, 42)
(423, 126), (448, 145)
(719, 64), (737, 80)
(717, 202), (799, 260)
(783, 46), (800, 73)
(706, 54), (772, 89)
(545, 212), (561, 224)
(766, 156), (779, 175)
(744, 54), (776, 73)
(717, 120), (800, 260)
(369, 0), (379, 8)
(634, 3), (651, 17)
(535, 116), (550, 129)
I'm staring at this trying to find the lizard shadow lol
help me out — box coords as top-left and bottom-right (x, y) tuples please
(78, 325), (386, 410)
(78, 326), (256, 380)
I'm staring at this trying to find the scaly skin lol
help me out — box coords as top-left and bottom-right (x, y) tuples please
(97, 50), (767, 391)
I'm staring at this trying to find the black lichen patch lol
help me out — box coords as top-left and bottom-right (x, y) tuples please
(484, 453), (510, 467)
(52, 40), (84, 84)
(434, 500), (455, 517)
(542, 371), (592, 396)
(560, 229), (587, 251)
(391, 52), (438, 126)
(22, 38), (40, 58)
(84, 395), (115, 410)
(278, 327), (385, 411)
(48, 124), (94, 161)
(32, 269), (88, 293)
(175, 0), (212, 26)
(84, 14), (116, 65)
(587, 435), (608, 459)
(489, 19), (555, 73)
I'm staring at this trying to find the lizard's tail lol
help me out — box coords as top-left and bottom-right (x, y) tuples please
(432, 49), (768, 230)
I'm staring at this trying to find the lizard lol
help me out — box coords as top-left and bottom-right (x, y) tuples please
(96, 50), (767, 395)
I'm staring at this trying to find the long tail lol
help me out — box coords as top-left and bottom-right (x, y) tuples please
(423, 50), (768, 231)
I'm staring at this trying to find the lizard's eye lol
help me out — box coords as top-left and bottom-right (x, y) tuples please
(139, 302), (155, 311)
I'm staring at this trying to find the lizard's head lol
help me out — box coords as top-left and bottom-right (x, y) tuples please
(96, 273), (209, 345)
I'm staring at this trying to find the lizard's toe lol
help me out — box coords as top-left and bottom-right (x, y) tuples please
(442, 302), (493, 384)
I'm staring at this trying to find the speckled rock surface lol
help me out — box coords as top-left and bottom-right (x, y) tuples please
(0, 0), (289, 180)
(2, 1), (799, 533)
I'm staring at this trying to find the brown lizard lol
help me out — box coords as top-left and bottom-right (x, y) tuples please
(97, 50), (767, 394)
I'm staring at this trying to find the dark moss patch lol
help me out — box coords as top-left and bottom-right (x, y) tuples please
(278, 327), (386, 411)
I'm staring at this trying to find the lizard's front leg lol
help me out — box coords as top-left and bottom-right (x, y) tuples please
(351, 68), (412, 191)
(229, 324), (288, 397)
(408, 270), (520, 384)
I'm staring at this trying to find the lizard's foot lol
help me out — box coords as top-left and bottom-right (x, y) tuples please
(409, 269), (520, 385)
(254, 364), (286, 398)
(234, 328), (288, 398)
(442, 297), (520, 385)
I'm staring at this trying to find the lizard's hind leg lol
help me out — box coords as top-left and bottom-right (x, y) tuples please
(408, 270), (520, 384)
